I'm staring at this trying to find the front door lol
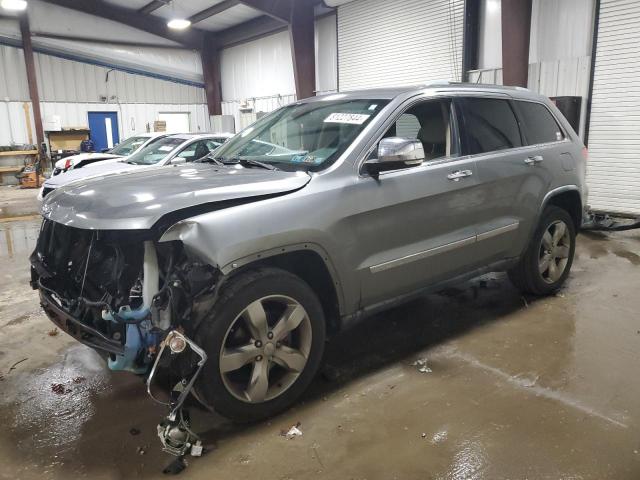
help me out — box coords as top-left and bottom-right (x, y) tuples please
(88, 112), (120, 152)
(352, 98), (483, 308)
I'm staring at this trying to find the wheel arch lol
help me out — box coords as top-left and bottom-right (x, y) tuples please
(540, 186), (583, 230)
(220, 245), (345, 334)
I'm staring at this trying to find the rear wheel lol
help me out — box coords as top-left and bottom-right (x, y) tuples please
(508, 206), (576, 295)
(195, 268), (326, 422)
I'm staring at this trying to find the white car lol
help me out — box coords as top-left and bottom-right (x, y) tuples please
(51, 132), (170, 176)
(39, 133), (234, 201)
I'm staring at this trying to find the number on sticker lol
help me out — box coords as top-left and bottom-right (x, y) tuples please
(324, 113), (371, 125)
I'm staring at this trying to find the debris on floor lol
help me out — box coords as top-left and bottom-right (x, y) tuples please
(50, 383), (71, 395)
(47, 328), (59, 336)
(281, 422), (303, 439)
(411, 358), (432, 373)
(72, 376), (86, 384)
(8, 357), (27, 372)
(162, 456), (187, 475)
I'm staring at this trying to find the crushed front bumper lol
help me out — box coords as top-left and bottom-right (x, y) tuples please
(39, 287), (125, 356)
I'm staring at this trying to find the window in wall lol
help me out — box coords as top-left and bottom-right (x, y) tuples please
(459, 98), (522, 155)
(158, 112), (190, 134)
(515, 101), (564, 145)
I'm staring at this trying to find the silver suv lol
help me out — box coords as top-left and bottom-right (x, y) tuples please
(31, 83), (587, 425)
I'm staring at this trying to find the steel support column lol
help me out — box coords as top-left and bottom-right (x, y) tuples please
(201, 34), (223, 116)
(289, 0), (316, 99)
(501, 0), (532, 87)
(19, 15), (46, 168)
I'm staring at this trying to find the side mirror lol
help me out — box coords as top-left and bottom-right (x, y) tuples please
(364, 137), (424, 178)
(171, 156), (187, 165)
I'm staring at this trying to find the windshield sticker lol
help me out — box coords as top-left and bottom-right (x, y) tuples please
(324, 113), (371, 125)
(368, 104), (378, 111)
(158, 146), (174, 152)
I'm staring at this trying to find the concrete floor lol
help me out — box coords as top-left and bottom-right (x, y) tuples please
(1, 217), (639, 479)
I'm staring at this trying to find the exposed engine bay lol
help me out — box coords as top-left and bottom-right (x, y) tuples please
(30, 218), (220, 459)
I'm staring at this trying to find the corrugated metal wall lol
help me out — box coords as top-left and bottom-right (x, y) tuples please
(0, 44), (209, 146)
(0, 101), (210, 145)
(219, 14), (337, 132)
(0, 45), (205, 103)
(586, 0), (640, 216)
(337, 0), (464, 90)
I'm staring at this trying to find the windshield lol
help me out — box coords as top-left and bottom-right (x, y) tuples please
(125, 137), (184, 165)
(109, 136), (149, 156)
(211, 99), (389, 171)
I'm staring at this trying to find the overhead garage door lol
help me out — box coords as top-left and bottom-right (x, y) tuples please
(337, 0), (464, 91)
(587, 0), (640, 215)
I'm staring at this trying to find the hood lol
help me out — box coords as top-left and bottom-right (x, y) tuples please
(45, 160), (143, 188)
(54, 153), (121, 169)
(41, 163), (311, 231)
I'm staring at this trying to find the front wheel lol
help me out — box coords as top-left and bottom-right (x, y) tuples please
(195, 268), (326, 422)
(508, 206), (576, 295)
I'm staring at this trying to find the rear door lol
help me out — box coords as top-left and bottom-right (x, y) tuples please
(458, 96), (558, 263)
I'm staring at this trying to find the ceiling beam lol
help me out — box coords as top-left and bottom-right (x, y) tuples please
(40, 0), (204, 49)
(190, 0), (239, 25)
(237, 0), (292, 23)
(139, 0), (167, 15)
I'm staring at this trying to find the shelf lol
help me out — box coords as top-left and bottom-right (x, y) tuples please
(0, 150), (38, 157)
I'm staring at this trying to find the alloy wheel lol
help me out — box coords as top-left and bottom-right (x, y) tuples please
(219, 295), (312, 403)
(538, 220), (571, 284)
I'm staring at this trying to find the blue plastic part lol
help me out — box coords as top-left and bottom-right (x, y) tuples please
(103, 305), (153, 374)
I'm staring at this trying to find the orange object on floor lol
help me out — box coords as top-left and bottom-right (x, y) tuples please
(19, 170), (45, 189)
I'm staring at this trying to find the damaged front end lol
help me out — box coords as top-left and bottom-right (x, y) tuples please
(30, 218), (219, 456)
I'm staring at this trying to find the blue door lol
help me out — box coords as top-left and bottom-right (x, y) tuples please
(88, 112), (120, 152)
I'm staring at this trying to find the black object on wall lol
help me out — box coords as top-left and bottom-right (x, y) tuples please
(550, 96), (582, 134)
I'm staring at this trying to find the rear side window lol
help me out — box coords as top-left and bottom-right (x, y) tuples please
(459, 98), (522, 155)
(515, 101), (564, 144)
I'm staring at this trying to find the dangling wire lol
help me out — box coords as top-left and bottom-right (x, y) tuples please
(80, 232), (94, 298)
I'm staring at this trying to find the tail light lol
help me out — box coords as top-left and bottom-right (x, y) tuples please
(64, 158), (72, 170)
(581, 147), (588, 161)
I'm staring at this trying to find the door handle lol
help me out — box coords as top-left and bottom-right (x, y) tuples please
(447, 169), (473, 181)
(524, 155), (544, 165)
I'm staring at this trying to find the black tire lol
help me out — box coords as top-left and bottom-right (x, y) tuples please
(508, 206), (576, 295)
(195, 267), (326, 422)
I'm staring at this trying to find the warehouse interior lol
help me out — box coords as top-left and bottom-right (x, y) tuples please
(0, 0), (639, 478)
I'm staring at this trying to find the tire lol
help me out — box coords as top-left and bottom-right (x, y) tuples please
(195, 267), (326, 422)
(508, 206), (576, 296)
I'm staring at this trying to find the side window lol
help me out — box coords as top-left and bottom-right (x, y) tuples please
(176, 141), (211, 162)
(459, 98), (522, 155)
(515, 101), (564, 144)
(381, 100), (456, 161)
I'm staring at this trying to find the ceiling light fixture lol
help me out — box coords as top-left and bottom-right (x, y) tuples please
(166, 1), (190, 30)
(1, 0), (27, 11)
(167, 18), (191, 29)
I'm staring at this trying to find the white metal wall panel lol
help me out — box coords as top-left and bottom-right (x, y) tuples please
(0, 44), (205, 104)
(337, 0), (464, 90)
(587, 0), (640, 215)
(0, 101), (210, 146)
(220, 30), (295, 102)
(0, 45), (29, 101)
(221, 94), (297, 133)
(316, 13), (338, 94)
(32, 53), (206, 104)
(0, 101), (35, 145)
